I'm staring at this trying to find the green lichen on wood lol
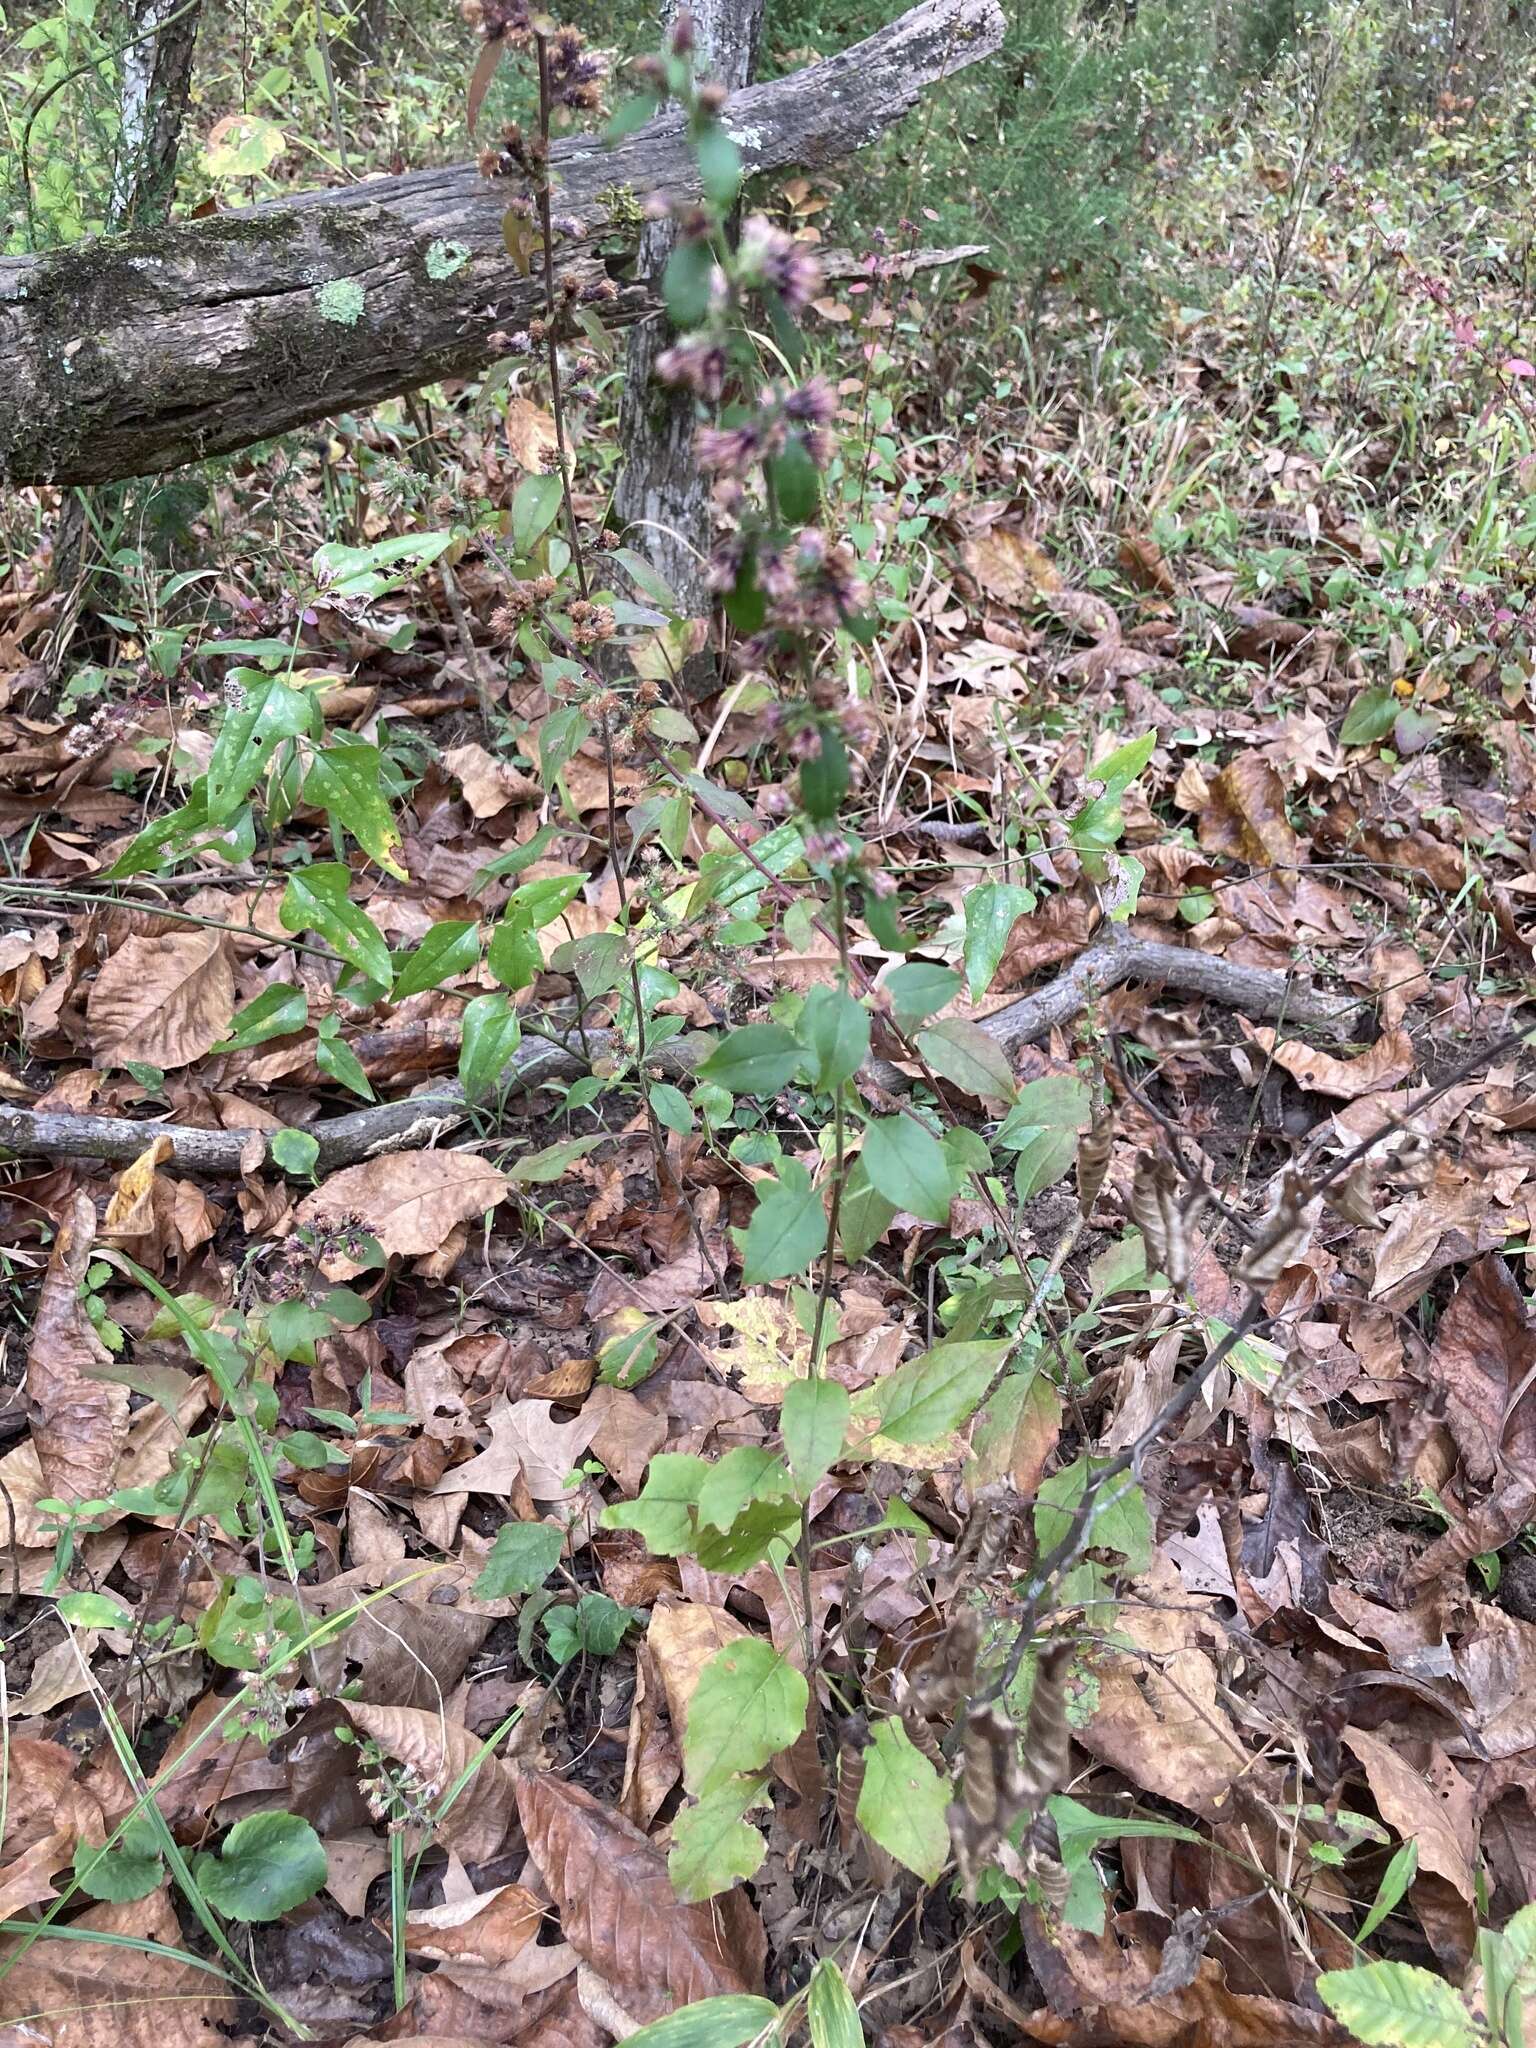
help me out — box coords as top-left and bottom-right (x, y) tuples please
(315, 277), (366, 325)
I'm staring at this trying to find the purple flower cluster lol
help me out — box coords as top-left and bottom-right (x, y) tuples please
(737, 216), (822, 315)
(546, 25), (606, 111)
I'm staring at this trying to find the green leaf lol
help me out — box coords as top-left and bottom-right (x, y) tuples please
(699, 1023), (803, 1095)
(856, 1718), (949, 1883)
(73, 1814), (164, 1903)
(386, 923), (479, 1003)
(669, 1781), (768, 1903)
(693, 1497), (800, 1573)
(214, 982), (308, 1053)
(314, 1019), (375, 1102)
(664, 237), (714, 326)
(853, 1339), (1008, 1447)
(798, 725), (848, 822)
(962, 883), (1036, 1000)
(195, 1811), (326, 1922)
(808, 1959), (864, 2048)
(1035, 1455), (1152, 1575)
(1358, 1838), (1418, 1943)
(269, 1128), (320, 1176)
(539, 704), (591, 793)
(696, 122), (743, 208)
(459, 991), (523, 1103)
(1090, 729), (1157, 801)
(769, 436), (820, 525)
(544, 1592), (635, 1663)
(474, 1519), (563, 1597)
(996, 1074), (1091, 1200)
(860, 1116), (954, 1225)
(303, 741), (407, 877)
(508, 1131), (609, 1182)
(915, 1018), (1017, 1102)
(698, 1446), (792, 1531)
(1315, 1962), (1476, 2048)
(204, 111), (285, 177)
(1341, 686), (1401, 747)
(605, 91), (660, 142)
(882, 962), (962, 1030)
(511, 472), (565, 554)
(782, 1376), (849, 1495)
(1047, 1793), (1203, 1871)
(57, 1590), (132, 1628)
(623, 1995), (782, 2048)
(600, 1453), (708, 1555)
(837, 1157), (896, 1262)
(280, 864), (392, 995)
(684, 1640), (809, 1795)
(798, 987), (870, 1092)
(206, 671), (316, 823)
(739, 1164), (827, 1284)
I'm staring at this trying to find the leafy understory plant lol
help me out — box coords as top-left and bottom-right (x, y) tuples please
(1318, 1903), (1536, 2048)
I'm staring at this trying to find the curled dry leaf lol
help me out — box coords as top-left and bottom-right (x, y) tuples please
(435, 1397), (603, 1503)
(0, 1889), (240, 2048)
(1342, 1727), (1477, 1901)
(515, 1769), (765, 2024)
(102, 1133), (175, 1238)
(85, 926), (235, 1070)
(505, 396), (559, 473)
(1424, 1253), (1536, 1485)
(296, 1152), (510, 1266)
(346, 1702), (518, 1863)
(1248, 1026), (1415, 1101)
(24, 1191), (127, 1507)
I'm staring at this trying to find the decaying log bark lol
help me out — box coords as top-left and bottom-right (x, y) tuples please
(0, 0), (1004, 487)
(0, 937), (1366, 1178)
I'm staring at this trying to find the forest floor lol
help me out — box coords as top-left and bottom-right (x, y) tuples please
(3, 56), (1536, 2048)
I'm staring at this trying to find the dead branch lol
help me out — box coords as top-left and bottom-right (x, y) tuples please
(0, 936), (1365, 1176)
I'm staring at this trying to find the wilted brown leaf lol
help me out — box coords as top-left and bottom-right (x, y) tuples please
(1342, 1728), (1476, 1900)
(346, 1703), (518, 1861)
(1197, 755), (1301, 869)
(1425, 1254), (1536, 1484)
(0, 1890), (241, 2047)
(442, 743), (540, 820)
(506, 397), (558, 472)
(515, 1771), (765, 2024)
(24, 1192), (127, 1507)
(85, 927), (235, 1070)
(405, 1884), (543, 1964)
(296, 1152), (510, 1265)
(960, 527), (1061, 606)
(101, 1133), (174, 1238)
(1248, 1026), (1415, 1100)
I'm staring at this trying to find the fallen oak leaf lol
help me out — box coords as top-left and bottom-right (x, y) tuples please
(515, 1770), (765, 2023)
(85, 926), (235, 1071)
(435, 1397), (603, 1503)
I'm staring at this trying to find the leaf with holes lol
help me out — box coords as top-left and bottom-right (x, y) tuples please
(280, 863), (392, 995)
(206, 670), (317, 822)
(669, 1779), (770, 1902)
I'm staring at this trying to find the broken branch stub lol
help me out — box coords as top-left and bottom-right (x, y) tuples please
(0, 0), (1005, 486)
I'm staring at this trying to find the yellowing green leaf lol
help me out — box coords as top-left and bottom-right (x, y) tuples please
(683, 1640), (808, 1795)
(856, 1719), (949, 1884)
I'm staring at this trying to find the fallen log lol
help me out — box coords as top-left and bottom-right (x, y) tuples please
(0, 937), (1366, 1176)
(0, 0), (1004, 487)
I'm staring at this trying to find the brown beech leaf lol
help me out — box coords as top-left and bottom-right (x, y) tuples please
(1342, 1728), (1477, 1900)
(1197, 755), (1301, 869)
(405, 1884), (544, 1965)
(25, 1192), (127, 1506)
(1425, 1254), (1536, 1484)
(647, 1602), (750, 1744)
(1247, 1026), (1415, 1101)
(296, 1153), (510, 1265)
(346, 1703), (518, 1862)
(0, 1889), (241, 2047)
(515, 1770), (765, 2023)
(85, 926), (235, 1070)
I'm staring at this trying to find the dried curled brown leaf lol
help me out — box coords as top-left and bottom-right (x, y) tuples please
(25, 1191), (127, 1507)
(515, 1770), (764, 2024)
(345, 1702), (518, 1863)
(85, 926), (235, 1071)
(296, 1152), (511, 1266)
(0, 1889), (239, 2047)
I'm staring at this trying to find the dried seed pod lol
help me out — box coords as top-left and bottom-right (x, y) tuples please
(1130, 1150), (1204, 1289)
(908, 1602), (981, 1720)
(944, 1483), (1018, 1591)
(1017, 1640), (1074, 1811)
(836, 1720), (868, 1850)
(1076, 1102), (1115, 1217)
(1024, 1843), (1072, 1912)
(1324, 1159), (1383, 1231)
(1237, 1168), (1322, 1289)
(1154, 1440), (1242, 1543)
(901, 1703), (949, 1770)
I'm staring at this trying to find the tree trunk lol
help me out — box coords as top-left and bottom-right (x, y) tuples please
(613, 0), (764, 631)
(110, 0), (203, 230)
(0, 0), (1004, 486)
